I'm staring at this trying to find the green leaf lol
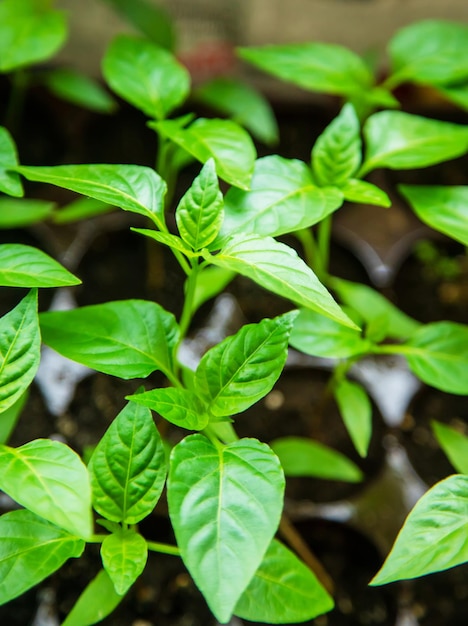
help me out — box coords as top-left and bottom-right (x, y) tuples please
(131, 228), (196, 258)
(341, 178), (391, 207)
(0, 439), (92, 538)
(175, 159), (224, 250)
(312, 103), (362, 186)
(206, 234), (356, 328)
(401, 322), (468, 395)
(221, 155), (343, 238)
(194, 76), (279, 146)
(0, 126), (23, 197)
(167, 434), (284, 623)
(100, 0), (175, 50)
(371, 475), (468, 585)
(388, 20), (468, 87)
(45, 68), (117, 113)
(40, 300), (179, 380)
(101, 530), (148, 595)
(0, 509), (84, 605)
(0, 390), (27, 444)
(62, 569), (123, 626)
(334, 379), (372, 457)
(0, 0), (67, 72)
(437, 83), (468, 112)
(53, 197), (114, 224)
(0, 197), (54, 227)
(194, 312), (297, 418)
(17, 164), (167, 229)
(432, 421), (468, 474)
(235, 539), (334, 622)
(0, 244), (80, 287)
(127, 387), (209, 431)
(237, 42), (373, 98)
(270, 436), (363, 482)
(289, 307), (371, 358)
(399, 185), (468, 246)
(361, 111), (468, 175)
(331, 277), (421, 340)
(151, 117), (256, 190)
(103, 34), (189, 119)
(88, 402), (166, 524)
(0, 290), (40, 413)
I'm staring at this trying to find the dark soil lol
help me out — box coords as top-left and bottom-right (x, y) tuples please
(391, 238), (468, 325)
(397, 386), (468, 487)
(235, 367), (387, 503)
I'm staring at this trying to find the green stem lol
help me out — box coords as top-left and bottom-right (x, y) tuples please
(178, 261), (200, 344)
(317, 215), (332, 280)
(380, 71), (404, 93)
(294, 227), (320, 271)
(205, 421), (239, 445)
(147, 541), (180, 556)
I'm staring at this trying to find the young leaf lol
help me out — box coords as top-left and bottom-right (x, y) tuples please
(330, 277), (421, 340)
(62, 569), (123, 626)
(0, 127), (23, 197)
(388, 20), (468, 88)
(221, 155), (343, 238)
(194, 311), (297, 418)
(401, 321), (468, 395)
(194, 76), (279, 146)
(237, 42), (373, 98)
(399, 185), (468, 247)
(371, 475), (468, 585)
(103, 34), (190, 119)
(205, 234), (356, 328)
(311, 103), (362, 187)
(234, 539), (334, 622)
(131, 228), (196, 257)
(40, 300), (179, 380)
(45, 68), (117, 114)
(0, 0), (67, 72)
(175, 159), (224, 250)
(127, 387), (209, 431)
(17, 164), (167, 229)
(270, 436), (363, 482)
(167, 434), (285, 623)
(0, 439), (92, 538)
(0, 198), (55, 227)
(151, 117), (256, 190)
(289, 307), (372, 358)
(361, 111), (468, 175)
(0, 509), (85, 605)
(341, 179), (391, 207)
(0, 244), (80, 287)
(89, 402), (166, 524)
(334, 378), (372, 457)
(432, 421), (468, 474)
(101, 530), (148, 595)
(102, 0), (175, 50)
(0, 289), (40, 413)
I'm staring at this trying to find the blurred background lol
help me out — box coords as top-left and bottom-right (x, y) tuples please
(55, 0), (468, 92)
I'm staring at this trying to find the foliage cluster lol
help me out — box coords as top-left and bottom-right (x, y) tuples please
(1, 1), (468, 623)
